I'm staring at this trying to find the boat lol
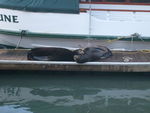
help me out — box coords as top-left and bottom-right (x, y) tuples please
(0, 0), (150, 50)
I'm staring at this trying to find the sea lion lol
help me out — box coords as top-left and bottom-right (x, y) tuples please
(74, 46), (112, 63)
(27, 46), (112, 63)
(27, 47), (76, 61)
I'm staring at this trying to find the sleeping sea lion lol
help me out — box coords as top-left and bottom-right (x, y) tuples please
(73, 46), (112, 63)
(27, 46), (112, 63)
(27, 47), (76, 61)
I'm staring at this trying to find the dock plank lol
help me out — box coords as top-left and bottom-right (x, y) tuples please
(0, 49), (149, 72)
(0, 49), (28, 60)
(0, 49), (150, 62)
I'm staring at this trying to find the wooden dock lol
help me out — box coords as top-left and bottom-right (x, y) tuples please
(0, 49), (150, 72)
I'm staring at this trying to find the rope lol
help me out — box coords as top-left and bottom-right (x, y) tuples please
(107, 36), (126, 43)
(107, 33), (144, 43)
(139, 49), (150, 53)
(15, 30), (27, 49)
(113, 50), (150, 54)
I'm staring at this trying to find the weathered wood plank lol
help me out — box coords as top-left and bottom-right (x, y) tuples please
(0, 60), (149, 72)
(0, 49), (149, 72)
(0, 49), (150, 62)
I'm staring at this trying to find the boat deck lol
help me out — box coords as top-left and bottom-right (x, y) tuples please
(0, 49), (150, 72)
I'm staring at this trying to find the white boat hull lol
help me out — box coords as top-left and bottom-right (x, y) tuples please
(1, 3), (150, 49)
(1, 33), (150, 51)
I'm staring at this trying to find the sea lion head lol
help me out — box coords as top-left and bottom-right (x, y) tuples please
(73, 46), (112, 63)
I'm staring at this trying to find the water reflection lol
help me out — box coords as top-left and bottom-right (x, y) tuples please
(1, 87), (150, 106)
(0, 72), (150, 113)
(0, 105), (32, 113)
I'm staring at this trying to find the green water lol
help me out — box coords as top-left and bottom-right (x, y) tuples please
(0, 71), (150, 113)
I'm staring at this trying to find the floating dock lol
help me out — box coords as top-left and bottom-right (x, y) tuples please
(0, 49), (150, 72)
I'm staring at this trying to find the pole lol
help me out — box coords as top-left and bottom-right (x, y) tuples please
(88, 0), (92, 38)
(87, 0), (92, 46)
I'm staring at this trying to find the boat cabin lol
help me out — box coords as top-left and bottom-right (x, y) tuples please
(80, 0), (150, 3)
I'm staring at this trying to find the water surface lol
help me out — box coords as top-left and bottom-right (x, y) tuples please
(0, 71), (150, 113)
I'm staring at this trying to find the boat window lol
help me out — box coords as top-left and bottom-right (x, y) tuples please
(106, 0), (126, 2)
(130, 0), (150, 3)
(81, 0), (127, 2)
(80, 0), (127, 2)
(80, 0), (104, 1)
(80, 0), (87, 1)
(81, 0), (150, 3)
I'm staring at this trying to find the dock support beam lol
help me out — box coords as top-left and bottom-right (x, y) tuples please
(0, 60), (149, 72)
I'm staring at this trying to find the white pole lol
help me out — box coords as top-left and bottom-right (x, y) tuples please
(87, 0), (92, 46)
(88, 0), (92, 38)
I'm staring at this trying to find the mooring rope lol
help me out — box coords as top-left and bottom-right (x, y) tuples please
(15, 30), (27, 49)
(107, 33), (144, 43)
